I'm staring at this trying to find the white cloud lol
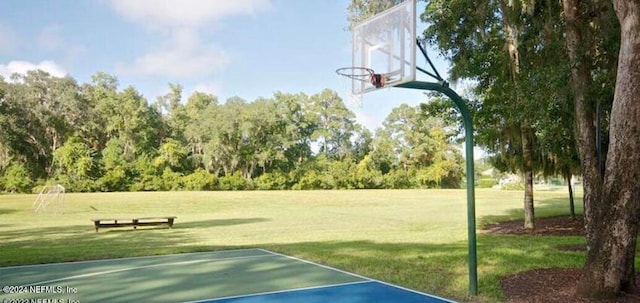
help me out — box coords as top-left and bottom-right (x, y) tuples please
(0, 60), (67, 79)
(117, 44), (228, 78)
(109, 0), (271, 28)
(116, 28), (229, 78)
(109, 0), (269, 79)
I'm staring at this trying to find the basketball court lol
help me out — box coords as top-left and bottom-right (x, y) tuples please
(0, 249), (456, 303)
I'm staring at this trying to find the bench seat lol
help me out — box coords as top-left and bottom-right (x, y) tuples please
(91, 216), (177, 232)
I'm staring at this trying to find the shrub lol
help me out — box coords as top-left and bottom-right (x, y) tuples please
(255, 172), (288, 190)
(356, 168), (384, 189)
(502, 182), (525, 190)
(52, 174), (98, 192)
(477, 177), (496, 188)
(3, 163), (34, 193)
(182, 169), (218, 190)
(130, 154), (162, 191)
(219, 172), (250, 190)
(354, 155), (385, 189)
(161, 167), (183, 191)
(296, 170), (328, 190)
(329, 160), (357, 189)
(99, 166), (132, 192)
(130, 174), (164, 191)
(383, 169), (416, 189)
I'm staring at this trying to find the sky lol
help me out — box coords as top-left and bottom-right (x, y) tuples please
(0, 0), (451, 132)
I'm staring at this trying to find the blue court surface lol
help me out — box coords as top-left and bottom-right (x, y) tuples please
(0, 249), (456, 303)
(199, 281), (453, 303)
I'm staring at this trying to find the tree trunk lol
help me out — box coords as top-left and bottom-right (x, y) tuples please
(565, 171), (576, 220)
(500, 0), (535, 230)
(521, 126), (535, 229)
(564, 0), (640, 298)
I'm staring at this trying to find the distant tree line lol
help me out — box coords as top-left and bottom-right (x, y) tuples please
(0, 71), (464, 192)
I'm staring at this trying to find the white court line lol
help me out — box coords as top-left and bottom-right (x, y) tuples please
(19, 254), (273, 287)
(0, 248), (267, 270)
(257, 249), (373, 281)
(258, 249), (458, 303)
(182, 280), (374, 303)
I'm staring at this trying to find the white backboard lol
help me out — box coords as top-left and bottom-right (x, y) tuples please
(352, 0), (416, 94)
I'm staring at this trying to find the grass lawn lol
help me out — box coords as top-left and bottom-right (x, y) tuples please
(0, 188), (592, 302)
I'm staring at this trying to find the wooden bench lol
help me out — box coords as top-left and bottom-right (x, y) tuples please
(91, 216), (177, 232)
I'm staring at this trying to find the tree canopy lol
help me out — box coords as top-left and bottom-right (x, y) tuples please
(0, 71), (465, 193)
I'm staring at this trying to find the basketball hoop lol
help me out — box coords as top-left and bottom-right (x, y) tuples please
(336, 66), (374, 80)
(335, 67), (364, 108)
(335, 67), (385, 88)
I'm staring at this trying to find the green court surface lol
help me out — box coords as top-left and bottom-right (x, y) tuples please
(0, 249), (455, 303)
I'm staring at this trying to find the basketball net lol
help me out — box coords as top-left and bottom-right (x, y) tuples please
(338, 72), (364, 109)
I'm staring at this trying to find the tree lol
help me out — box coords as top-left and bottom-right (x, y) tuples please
(156, 83), (186, 142)
(348, 0), (541, 226)
(79, 72), (119, 151)
(273, 92), (317, 170)
(99, 137), (134, 191)
(1, 71), (84, 178)
(2, 163), (33, 193)
(373, 103), (463, 188)
(153, 138), (188, 172)
(421, 0), (581, 228)
(351, 124), (373, 162)
(183, 91), (218, 169)
(309, 89), (358, 160)
(237, 98), (285, 178)
(80, 72), (164, 159)
(0, 76), (12, 171)
(52, 137), (95, 181)
(536, 93), (582, 219)
(203, 97), (247, 176)
(347, 0), (402, 25)
(563, 0), (640, 297)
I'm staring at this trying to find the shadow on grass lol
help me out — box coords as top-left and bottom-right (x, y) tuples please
(175, 218), (270, 229)
(479, 196), (584, 228)
(0, 208), (19, 215)
(0, 217), (271, 267)
(0, 222), (197, 267)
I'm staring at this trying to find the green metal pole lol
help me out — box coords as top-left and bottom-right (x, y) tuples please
(397, 81), (478, 296)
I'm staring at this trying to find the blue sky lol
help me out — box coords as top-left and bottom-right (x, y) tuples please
(0, 0), (450, 131)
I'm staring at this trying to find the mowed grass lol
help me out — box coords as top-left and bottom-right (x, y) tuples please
(0, 188), (593, 302)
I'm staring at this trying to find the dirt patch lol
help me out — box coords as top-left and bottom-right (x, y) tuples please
(487, 216), (640, 302)
(501, 268), (640, 303)
(483, 216), (585, 236)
